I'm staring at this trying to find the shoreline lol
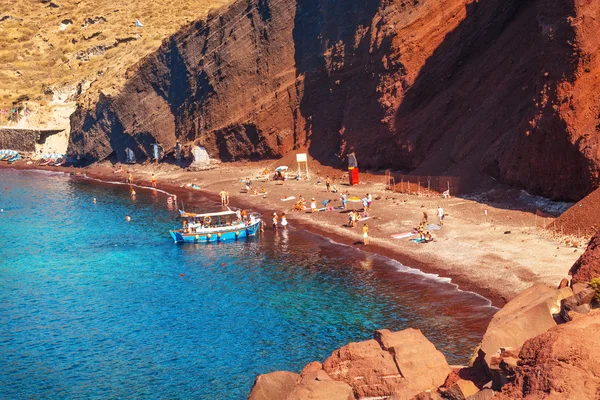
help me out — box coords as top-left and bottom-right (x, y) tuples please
(1, 161), (582, 307)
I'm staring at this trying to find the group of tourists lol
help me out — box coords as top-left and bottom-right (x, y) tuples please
(272, 212), (288, 230)
(414, 206), (445, 242)
(124, 171), (158, 189)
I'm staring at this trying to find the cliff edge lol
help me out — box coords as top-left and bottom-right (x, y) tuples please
(68, 0), (600, 201)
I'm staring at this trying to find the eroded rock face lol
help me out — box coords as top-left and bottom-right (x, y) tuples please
(68, 0), (600, 200)
(570, 232), (600, 283)
(322, 328), (451, 398)
(248, 371), (299, 400)
(497, 312), (600, 399)
(479, 284), (572, 368)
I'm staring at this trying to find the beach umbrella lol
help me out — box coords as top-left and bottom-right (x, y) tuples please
(346, 196), (362, 210)
(275, 166), (288, 171)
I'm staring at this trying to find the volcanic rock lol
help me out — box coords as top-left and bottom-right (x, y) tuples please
(465, 388), (495, 400)
(496, 312), (600, 399)
(569, 232), (600, 283)
(248, 371), (299, 400)
(374, 329), (451, 392)
(322, 339), (404, 398)
(320, 328), (451, 398)
(479, 284), (572, 368)
(68, 0), (600, 201)
(443, 379), (479, 400)
(285, 369), (354, 400)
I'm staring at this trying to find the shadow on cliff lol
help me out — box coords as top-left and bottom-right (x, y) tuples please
(292, 0), (388, 168)
(385, 0), (590, 207)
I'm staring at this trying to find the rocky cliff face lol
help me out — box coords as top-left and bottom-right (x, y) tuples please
(68, 0), (600, 201)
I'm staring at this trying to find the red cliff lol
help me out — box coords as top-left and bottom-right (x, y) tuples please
(68, 0), (600, 201)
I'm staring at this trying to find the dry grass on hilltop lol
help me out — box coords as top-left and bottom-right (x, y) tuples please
(0, 0), (232, 117)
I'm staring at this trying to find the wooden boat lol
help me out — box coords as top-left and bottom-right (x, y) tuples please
(170, 210), (261, 243)
(7, 154), (21, 164)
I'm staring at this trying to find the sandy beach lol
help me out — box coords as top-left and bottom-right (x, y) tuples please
(2, 159), (583, 306)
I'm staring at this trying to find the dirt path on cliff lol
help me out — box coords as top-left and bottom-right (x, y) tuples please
(2, 160), (583, 305)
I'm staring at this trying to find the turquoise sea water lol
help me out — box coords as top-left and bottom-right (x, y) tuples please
(0, 169), (497, 399)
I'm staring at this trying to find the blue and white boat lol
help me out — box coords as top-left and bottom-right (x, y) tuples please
(7, 153), (21, 164)
(170, 210), (261, 243)
(0, 150), (17, 161)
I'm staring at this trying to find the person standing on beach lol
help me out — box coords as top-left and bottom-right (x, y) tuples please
(437, 206), (444, 226)
(421, 211), (428, 225)
(367, 193), (372, 209)
(310, 198), (317, 212)
(151, 174), (157, 188)
(272, 212), (279, 229)
(281, 213), (288, 229)
(362, 196), (369, 217)
(128, 173), (134, 184)
(225, 191), (230, 206)
(362, 224), (369, 245)
(325, 176), (331, 192)
(348, 210), (355, 227)
(219, 189), (227, 206)
(341, 193), (347, 209)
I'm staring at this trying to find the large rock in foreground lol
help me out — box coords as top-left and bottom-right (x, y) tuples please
(479, 284), (572, 368)
(323, 328), (451, 398)
(248, 371), (299, 400)
(249, 328), (451, 399)
(497, 312), (600, 399)
(569, 232), (600, 283)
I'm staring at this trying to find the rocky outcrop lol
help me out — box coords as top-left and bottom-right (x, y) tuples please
(0, 128), (65, 152)
(249, 327), (451, 399)
(496, 312), (600, 399)
(323, 328), (451, 397)
(248, 371), (299, 400)
(479, 284), (572, 369)
(570, 232), (600, 283)
(68, 0), (600, 200)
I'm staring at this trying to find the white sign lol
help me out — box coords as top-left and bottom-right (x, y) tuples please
(296, 153), (307, 162)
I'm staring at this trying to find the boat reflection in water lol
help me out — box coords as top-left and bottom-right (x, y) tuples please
(170, 210), (261, 243)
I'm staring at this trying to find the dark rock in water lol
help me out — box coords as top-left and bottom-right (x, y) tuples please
(248, 371), (299, 400)
(67, 0), (600, 201)
(496, 313), (600, 399)
(570, 233), (600, 283)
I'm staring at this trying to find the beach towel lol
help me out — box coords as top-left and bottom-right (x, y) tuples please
(280, 196), (296, 201)
(391, 232), (415, 239)
(357, 217), (371, 222)
(426, 224), (441, 231)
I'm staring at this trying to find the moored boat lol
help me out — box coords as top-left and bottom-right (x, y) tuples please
(170, 210), (261, 243)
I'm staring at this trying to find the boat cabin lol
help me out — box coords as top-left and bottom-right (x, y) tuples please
(180, 211), (241, 233)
